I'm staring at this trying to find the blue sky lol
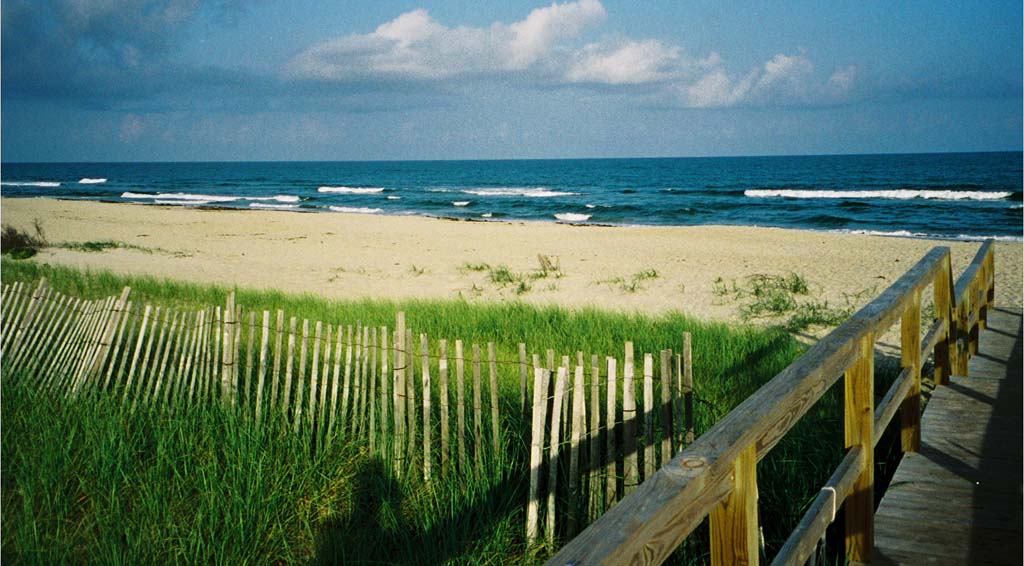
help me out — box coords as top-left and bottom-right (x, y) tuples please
(2, 0), (1021, 162)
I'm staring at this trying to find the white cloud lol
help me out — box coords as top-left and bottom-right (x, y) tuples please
(287, 1), (855, 108)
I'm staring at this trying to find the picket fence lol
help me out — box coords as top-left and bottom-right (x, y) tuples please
(0, 279), (697, 548)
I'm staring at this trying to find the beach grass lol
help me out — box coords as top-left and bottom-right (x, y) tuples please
(0, 258), (902, 564)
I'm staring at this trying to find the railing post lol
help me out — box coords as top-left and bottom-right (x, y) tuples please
(845, 332), (874, 563)
(933, 254), (953, 385)
(221, 291), (237, 407)
(900, 290), (921, 452)
(710, 443), (759, 566)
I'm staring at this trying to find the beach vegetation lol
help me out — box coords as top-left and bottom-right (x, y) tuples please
(409, 264), (427, 276)
(598, 268), (660, 293)
(713, 272), (855, 331)
(1, 221), (47, 259)
(57, 239), (155, 254)
(0, 259), (905, 564)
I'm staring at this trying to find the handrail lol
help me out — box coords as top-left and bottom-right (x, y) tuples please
(547, 241), (996, 565)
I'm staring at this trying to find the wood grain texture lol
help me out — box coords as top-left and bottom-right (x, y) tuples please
(709, 443), (758, 566)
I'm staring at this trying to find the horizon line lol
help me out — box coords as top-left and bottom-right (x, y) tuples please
(2, 149), (1020, 165)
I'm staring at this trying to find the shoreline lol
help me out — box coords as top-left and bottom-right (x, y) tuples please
(5, 195), (1022, 244)
(2, 197), (1021, 323)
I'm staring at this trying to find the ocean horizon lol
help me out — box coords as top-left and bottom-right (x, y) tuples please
(3, 151), (1021, 242)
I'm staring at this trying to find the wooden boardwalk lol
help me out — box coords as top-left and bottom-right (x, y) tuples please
(872, 307), (1023, 565)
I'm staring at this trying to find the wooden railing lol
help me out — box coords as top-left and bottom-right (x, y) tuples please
(548, 241), (996, 565)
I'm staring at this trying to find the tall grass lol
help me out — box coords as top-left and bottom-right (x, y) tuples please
(0, 258), (903, 564)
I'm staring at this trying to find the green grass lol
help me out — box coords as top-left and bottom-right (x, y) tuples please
(0, 258), (903, 564)
(713, 272), (856, 331)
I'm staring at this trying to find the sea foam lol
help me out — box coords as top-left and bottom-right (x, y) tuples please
(452, 201), (471, 207)
(462, 187), (579, 198)
(79, 178), (107, 184)
(745, 189), (1013, 201)
(250, 203), (299, 210)
(318, 186), (385, 194)
(554, 213), (591, 222)
(1, 181), (61, 187)
(329, 206), (382, 214)
(122, 192), (298, 203)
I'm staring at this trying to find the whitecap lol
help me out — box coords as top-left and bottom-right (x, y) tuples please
(1, 181), (61, 187)
(554, 213), (591, 222)
(122, 192), (299, 203)
(329, 206), (383, 214)
(318, 186), (385, 194)
(745, 189), (1013, 201)
(481, 213), (493, 218)
(387, 196), (402, 200)
(250, 203), (299, 210)
(462, 187), (580, 198)
(78, 178), (107, 184)
(452, 201), (471, 207)
(585, 204), (597, 209)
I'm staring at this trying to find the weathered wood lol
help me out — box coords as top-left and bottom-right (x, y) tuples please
(421, 333), (431, 481)
(244, 310), (256, 409)
(167, 311), (193, 405)
(683, 333), (694, 445)
(9, 289), (60, 378)
(473, 343), (484, 472)
(89, 288), (132, 385)
(221, 293), (236, 406)
(0, 282), (27, 355)
(589, 353), (601, 522)
(127, 306), (159, 411)
(319, 324), (332, 438)
(103, 299), (135, 392)
(327, 323), (344, 438)
(270, 310), (284, 414)
(352, 322), (363, 436)
(568, 361), (587, 537)
(526, 365), (551, 547)
(211, 306), (222, 403)
(378, 326), (389, 452)
(439, 339), (450, 476)
(643, 353), (655, 481)
(605, 356), (618, 507)
(68, 295), (111, 394)
(7, 279), (48, 359)
(394, 313), (406, 474)
(709, 443), (758, 566)
(282, 316), (297, 417)
(547, 364), (569, 547)
(186, 309), (206, 405)
(918, 318), (945, 371)
(622, 341), (638, 494)
(900, 289), (922, 452)
(873, 367), (913, 447)
(149, 310), (180, 406)
(341, 324), (353, 429)
(933, 253), (954, 385)
(362, 325), (373, 440)
(844, 333), (875, 564)
(37, 296), (82, 392)
(369, 328), (378, 454)
(659, 349), (673, 466)
(293, 318), (309, 433)
(255, 310), (270, 422)
(519, 342), (529, 415)
(488, 342), (500, 456)
(771, 447), (865, 566)
(309, 320), (322, 437)
(405, 328), (416, 457)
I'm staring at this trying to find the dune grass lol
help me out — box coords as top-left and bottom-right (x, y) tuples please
(0, 258), (901, 564)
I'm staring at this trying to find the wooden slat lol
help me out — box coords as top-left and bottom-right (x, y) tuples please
(605, 356), (618, 507)
(293, 319), (309, 433)
(643, 353), (655, 481)
(421, 333), (432, 481)
(622, 342), (638, 494)
(473, 343), (484, 473)
(255, 311), (270, 422)
(526, 364), (550, 547)
(709, 443), (758, 566)
(771, 447), (865, 566)
(844, 333), (875, 563)
(488, 342), (500, 455)
(873, 367), (914, 446)
(439, 339), (450, 476)
(568, 360), (586, 537)
(547, 364), (569, 547)
(309, 320), (322, 437)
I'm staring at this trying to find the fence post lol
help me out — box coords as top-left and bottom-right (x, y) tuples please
(222, 292), (236, 407)
(845, 333), (875, 563)
(933, 254), (953, 385)
(900, 289), (922, 452)
(709, 443), (759, 566)
(526, 365), (550, 547)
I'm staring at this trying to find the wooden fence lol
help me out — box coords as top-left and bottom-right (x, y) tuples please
(0, 282), (697, 545)
(548, 241), (997, 565)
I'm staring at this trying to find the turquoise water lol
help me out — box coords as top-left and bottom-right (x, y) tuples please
(2, 152), (1021, 241)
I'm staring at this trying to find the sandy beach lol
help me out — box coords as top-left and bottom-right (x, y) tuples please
(2, 198), (1021, 324)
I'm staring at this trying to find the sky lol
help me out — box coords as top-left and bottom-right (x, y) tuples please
(2, 0), (1021, 162)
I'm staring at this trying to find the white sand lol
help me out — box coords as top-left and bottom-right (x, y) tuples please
(3, 198), (1020, 326)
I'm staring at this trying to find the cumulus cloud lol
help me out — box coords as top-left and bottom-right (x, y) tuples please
(287, 0), (606, 81)
(288, 0), (854, 108)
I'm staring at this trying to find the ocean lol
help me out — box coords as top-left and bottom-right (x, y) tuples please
(2, 152), (1021, 241)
